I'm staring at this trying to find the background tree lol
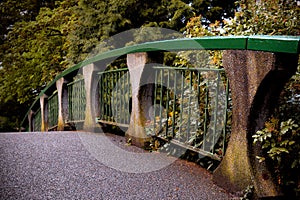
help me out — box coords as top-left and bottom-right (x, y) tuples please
(0, 0), (236, 131)
(0, 0), (59, 45)
(0, 0), (75, 131)
(65, 0), (236, 64)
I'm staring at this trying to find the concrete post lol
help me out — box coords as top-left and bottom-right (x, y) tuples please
(83, 63), (104, 132)
(126, 53), (149, 147)
(40, 94), (48, 132)
(56, 77), (67, 131)
(213, 50), (298, 198)
(125, 52), (163, 148)
(27, 110), (34, 132)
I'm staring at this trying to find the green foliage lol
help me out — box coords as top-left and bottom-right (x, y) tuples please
(0, 0), (60, 45)
(253, 116), (300, 193)
(145, 66), (230, 161)
(223, 0), (299, 36)
(0, 0), (76, 128)
(66, 0), (235, 65)
(253, 118), (299, 164)
(240, 185), (254, 200)
(0, 0), (235, 129)
(0, 116), (16, 132)
(98, 68), (131, 124)
(184, 0), (300, 194)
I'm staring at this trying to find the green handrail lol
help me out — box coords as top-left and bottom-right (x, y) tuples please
(20, 35), (300, 128)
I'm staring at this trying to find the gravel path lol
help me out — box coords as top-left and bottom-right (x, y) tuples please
(0, 131), (238, 200)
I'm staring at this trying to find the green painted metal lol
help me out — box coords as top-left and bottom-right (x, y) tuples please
(67, 79), (86, 123)
(48, 91), (58, 129)
(247, 35), (300, 53)
(21, 35), (300, 129)
(33, 108), (41, 131)
(151, 66), (230, 160)
(97, 68), (131, 127)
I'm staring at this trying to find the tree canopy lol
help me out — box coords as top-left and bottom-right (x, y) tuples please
(0, 0), (235, 131)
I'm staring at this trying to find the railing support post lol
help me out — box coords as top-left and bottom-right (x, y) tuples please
(126, 52), (163, 148)
(126, 52), (150, 147)
(40, 94), (48, 132)
(213, 50), (298, 198)
(56, 77), (68, 131)
(83, 63), (103, 132)
(27, 110), (34, 132)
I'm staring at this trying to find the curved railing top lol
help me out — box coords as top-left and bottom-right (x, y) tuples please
(21, 35), (300, 128)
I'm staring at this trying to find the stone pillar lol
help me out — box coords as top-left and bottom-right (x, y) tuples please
(126, 53), (150, 147)
(126, 52), (163, 148)
(83, 63), (104, 132)
(40, 94), (48, 132)
(27, 110), (34, 132)
(213, 50), (298, 198)
(56, 78), (68, 131)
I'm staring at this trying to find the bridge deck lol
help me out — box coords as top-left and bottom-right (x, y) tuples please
(0, 131), (239, 199)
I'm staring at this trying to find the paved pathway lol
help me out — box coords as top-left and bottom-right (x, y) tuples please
(0, 131), (239, 200)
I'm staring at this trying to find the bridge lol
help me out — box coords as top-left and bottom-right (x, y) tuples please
(20, 35), (300, 198)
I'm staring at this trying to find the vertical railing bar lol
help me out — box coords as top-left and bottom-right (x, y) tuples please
(78, 81), (80, 121)
(74, 81), (76, 121)
(172, 70), (177, 137)
(116, 71), (119, 122)
(101, 74), (105, 121)
(121, 70), (125, 124)
(114, 72), (117, 123)
(71, 83), (73, 122)
(82, 79), (85, 121)
(127, 70), (130, 124)
(187, 71), (192, 143)
(154, 69), (158, 135)
(118, 71), (121, 123)
(79, 80), (81, 121)
(72, 82), (75, 121)
(117, 72), (120, 123)
(159, 69), (163, 131)
(68, 84), (70, 122)
(212, 72), (221, 154)
(165, 69), (170, 138)
(76, 81), (78, 121)
(71, 83), (74, 121)
(179, 69), (184, 136)
(203, 75), (209, 151)
(100, 74), (103, 120)
(196, 71), (201, 140)
(105, 73), (109, 121)
(110, 73), (114, 122)
(107, 73), (110, 121)
(222, 77), (230, 157)
(121, 71), (124, 124)
(121, 71), (124, 123)
(99, 74), (102, 120)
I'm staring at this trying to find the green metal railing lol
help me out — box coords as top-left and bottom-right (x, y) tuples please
(48, 91), (59, 129)
(33, 108), (42, 131)
(97, 68), (131, 127)
(67, 78), (86, 123)
(22, 36), (299, 145)
(147, 66), (230, 160)
(96, 66), (230, 160)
